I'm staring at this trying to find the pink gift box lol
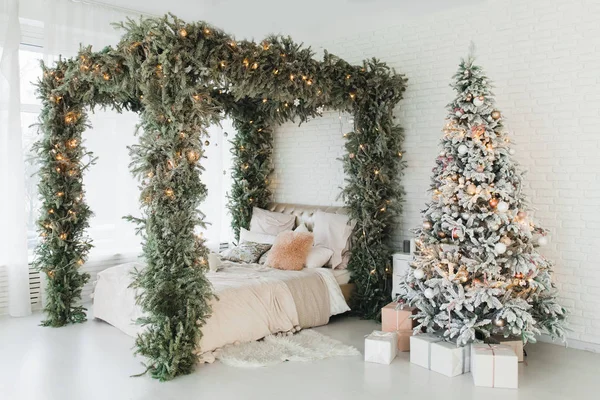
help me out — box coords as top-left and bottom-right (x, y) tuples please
(382, 302), (417, 350)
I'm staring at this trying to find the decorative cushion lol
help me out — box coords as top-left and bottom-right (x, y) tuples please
(265, 231), (314, 271)
(239, 227), (276, 245)
(313, 210), (355, 269)
(258, 248), (271, 265)
(249, 207), (296, 236)
(220, 242), (272, 263)
(305, 246), (334, 269)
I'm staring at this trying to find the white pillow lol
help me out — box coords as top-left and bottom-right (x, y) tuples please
(294, 223), (310, 233)
(305, 246), (334, 269)
(239, 227), (276, 245)
(249, 207), (296, 236)
(313, 210), (355, 269)
(208, 252), (221, 272)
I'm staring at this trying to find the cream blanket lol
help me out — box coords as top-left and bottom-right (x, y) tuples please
(93, 261), (349, 356)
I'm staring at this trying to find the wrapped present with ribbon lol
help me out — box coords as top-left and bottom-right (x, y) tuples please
(430, 341), (471, 377)
(487, 335), (524, 362)
(409, 334), (443, 369)
(364, 331), (398, 365)
(382, 299), (417, 351)
(471, 344), (518, 389)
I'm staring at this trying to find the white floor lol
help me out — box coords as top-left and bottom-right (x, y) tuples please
(1, 309), (598, 400)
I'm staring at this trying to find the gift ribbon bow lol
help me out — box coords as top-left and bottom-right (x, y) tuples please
(480, 344), (503, 388)
(367, 331), (397, 339)
(392, 303), (411, 331)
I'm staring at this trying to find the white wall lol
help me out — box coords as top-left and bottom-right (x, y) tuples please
(271, 0), (600, 349)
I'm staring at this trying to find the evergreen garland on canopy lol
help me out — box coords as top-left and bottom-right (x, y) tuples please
(34, 14), (407, 380)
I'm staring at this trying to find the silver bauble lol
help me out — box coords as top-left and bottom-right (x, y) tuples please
(492, 315), (506, 327)
(424, 288), (435, 299)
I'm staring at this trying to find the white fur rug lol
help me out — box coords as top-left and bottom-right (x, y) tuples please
(214, 330), (361, 368)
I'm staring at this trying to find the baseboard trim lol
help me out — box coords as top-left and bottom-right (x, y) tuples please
(537, 334), (600, 353)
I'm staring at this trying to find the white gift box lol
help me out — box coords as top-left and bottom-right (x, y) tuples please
(364, 331), (398, 364)
(409, 334), (442, 369)
(471, 344), (518, 389)
(430, 341), (471, 377)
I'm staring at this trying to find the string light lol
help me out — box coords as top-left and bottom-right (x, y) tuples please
(220, 61), (226, 68)
(178, 28), (188, 37)
(192, 94), (201, 101)
(165, 188), (174, 198)
(262, 98), (268, 103)
(262, 42), (270, 50)
(103, 73), (111, 81)
(243, 58), (249, 68)
(59, 233), (68, 240)
(64, 111), (79, 125)
(57, 192), (64, 197)
(273, 69), (279, 75)
(349, 92), (356, 100)
(66, 139), (78, 149)
(203, 28), (211, 35)
(77, 259), (84, 266)
(251, 62), (258, 70)
(290, 74), (295, 81)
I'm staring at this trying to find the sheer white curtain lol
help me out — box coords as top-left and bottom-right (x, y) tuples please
(1, 0), (235, 316)
(1, 0), (31, 317)
(42, 0), (145, 260)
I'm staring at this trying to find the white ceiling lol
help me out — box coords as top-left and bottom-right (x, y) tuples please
(102, 0), (485, 44)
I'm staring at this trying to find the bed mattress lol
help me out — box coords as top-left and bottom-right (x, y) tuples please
(93, 261), (349, 356)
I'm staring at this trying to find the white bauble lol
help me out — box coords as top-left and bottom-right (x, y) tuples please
(424, 288), (435, 299)
(538, 236), (549, 246)
(458, 144), (468, 155)
(509, 148), (516, 155)
(413, 269), (425, 280)
(495, 242), (507, 254)
(461, 212), (470, 220)
(473, 97), (484, 107)
(497, 201), (509, 213)
(439, 150), (446, 157)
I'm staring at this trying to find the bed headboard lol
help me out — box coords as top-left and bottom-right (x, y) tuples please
(266, 203), (347, 231)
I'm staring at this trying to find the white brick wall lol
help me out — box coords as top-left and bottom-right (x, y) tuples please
(272, 0), (600, 349)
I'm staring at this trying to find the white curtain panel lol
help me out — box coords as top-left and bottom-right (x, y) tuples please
(0, 0), (31, 317)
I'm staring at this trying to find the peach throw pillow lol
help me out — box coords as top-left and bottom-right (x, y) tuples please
(265, 231), (314, 271)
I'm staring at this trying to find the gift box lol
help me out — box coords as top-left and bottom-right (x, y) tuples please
(409, 334), (442, 369)
(364, 331), (398, 365)
(382, 302), (416, 350)
(430, 341), (471, 377)
(488, 336), (524, 362)
(396, 329), (413, 352)
(471, 344), (518, 389)
(382, 302), (416, 332)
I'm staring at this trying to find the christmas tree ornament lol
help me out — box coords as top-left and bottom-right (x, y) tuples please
(473, 96), (484, 107)
(538, 236), (549, 246)
(413, 269), (425, 280)
(517, 211), (527, 219)
(424, 288), (435, 299)
(466, 93), (473, 102)
(500, 236), (512, 245)
(509, 148), (516, 155)
(461, 212), (470, 220)
(496, 201), (509, 212)
(458, 144), (468, 155)
(204, 140), (210, 146)
(476, 165), (485, 173)
(438, 231), (447, 239)
(494, 242), (507, 254)
(349, 153), (355, 159)
(492, 315), (506, 327)
(491, 110), (501, 120)
(467, 183), (477, 195)
(489, 198), (499, 208)
(423, 221), (433, 230)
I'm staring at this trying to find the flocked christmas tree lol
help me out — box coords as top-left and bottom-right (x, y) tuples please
(399, 51), (568, 345)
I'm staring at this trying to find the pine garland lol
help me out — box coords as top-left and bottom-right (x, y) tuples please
(34, 14), (407, 379)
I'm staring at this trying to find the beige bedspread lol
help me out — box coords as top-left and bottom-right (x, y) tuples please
(198, 263), (330, 355)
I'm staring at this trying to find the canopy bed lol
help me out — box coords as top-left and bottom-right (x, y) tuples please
(33, 14), (407, 380)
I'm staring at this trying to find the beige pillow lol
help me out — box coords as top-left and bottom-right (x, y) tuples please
(265, 231), (314, 271)
(249, 207), (296, 236)
(313, 210), (355, 269)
